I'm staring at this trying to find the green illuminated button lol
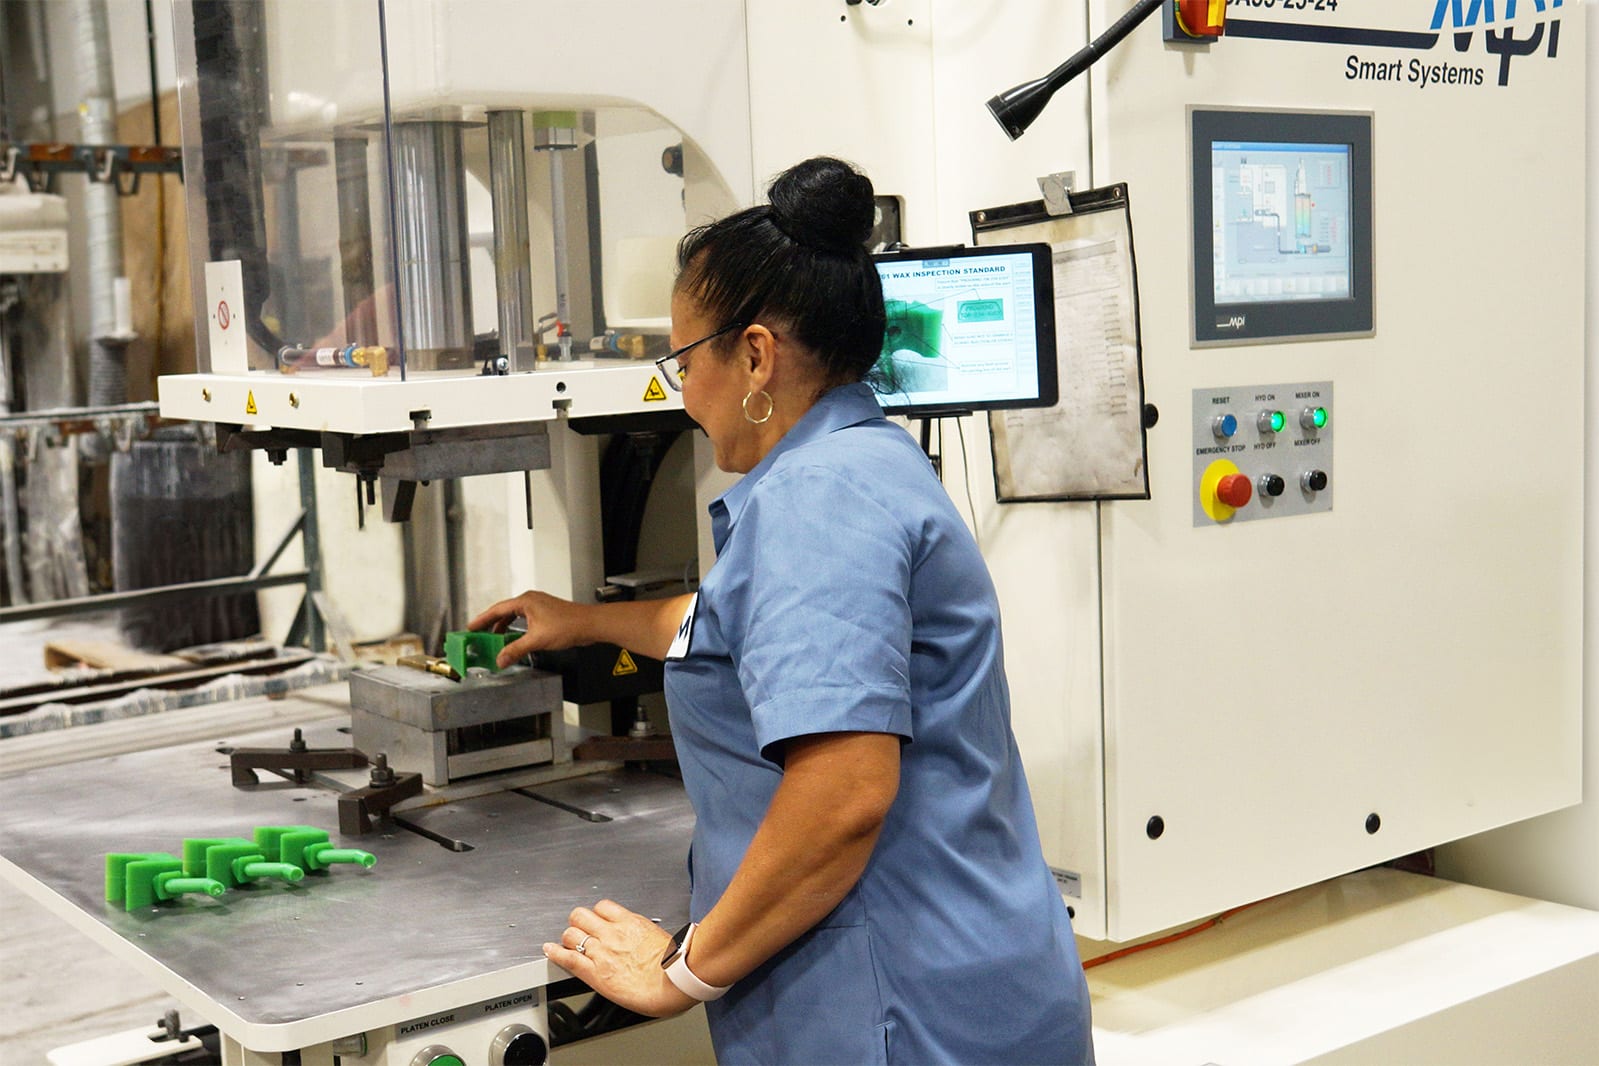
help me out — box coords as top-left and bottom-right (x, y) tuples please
(409, 1048), (464, 1066)
(1257, 410), (1286, 434)
(1299, 406), (1329, 431)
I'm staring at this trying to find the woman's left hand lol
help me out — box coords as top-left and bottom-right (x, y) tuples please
(544, 899), (699, 1018)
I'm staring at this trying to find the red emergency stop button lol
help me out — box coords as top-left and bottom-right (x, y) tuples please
(1216, 473), (1252, 509)
(1176, 0), (1227, 38)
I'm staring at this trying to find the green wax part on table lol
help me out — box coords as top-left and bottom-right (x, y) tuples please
(183, 838), (239, 877)
(306, 844), (377, 870)
(157, 875), (226, 900)
(105, 852), (164, 903)
(123, 857), (186, 910)
(237, 860), (304, 883)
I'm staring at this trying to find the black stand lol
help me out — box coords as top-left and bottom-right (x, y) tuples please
(911, 410), (973, 479)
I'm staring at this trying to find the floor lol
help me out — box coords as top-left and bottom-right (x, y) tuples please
(0, 887), (184, 1063)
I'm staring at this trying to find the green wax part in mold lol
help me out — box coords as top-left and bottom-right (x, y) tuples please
(444, 630), (512, 677)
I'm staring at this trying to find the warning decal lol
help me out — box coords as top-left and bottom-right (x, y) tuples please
(245, 391), (258, 416)
(642, 378), (668, 402)
(612, 649), (639, 676)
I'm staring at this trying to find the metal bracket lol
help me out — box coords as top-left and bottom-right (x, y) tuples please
(1038, 171), (1077, 216)
(0, 142), (182, 195)
(229, 728), (368, 787)
(338, 765), (425, 835)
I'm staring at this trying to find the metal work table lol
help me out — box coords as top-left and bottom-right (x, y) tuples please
(0, 717), (693, 1053)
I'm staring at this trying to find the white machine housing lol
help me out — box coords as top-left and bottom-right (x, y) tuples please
(1007, 0), (1585, 940)
(155, 0), (1584, 957)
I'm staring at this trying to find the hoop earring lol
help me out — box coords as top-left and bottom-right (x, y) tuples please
(742, 390), (774, 425)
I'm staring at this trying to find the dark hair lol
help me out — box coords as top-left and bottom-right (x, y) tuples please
(675, 156), (886, 387)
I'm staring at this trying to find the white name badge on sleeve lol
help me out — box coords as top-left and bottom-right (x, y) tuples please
(666, 593), (698, 660)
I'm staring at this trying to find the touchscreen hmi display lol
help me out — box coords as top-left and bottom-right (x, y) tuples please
(1189, 108), (1373, 345)
(869, 244), (1057, 417)
(1211, 140), (1353, 304)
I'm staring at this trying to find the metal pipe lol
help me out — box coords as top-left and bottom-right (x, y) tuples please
(297, 448), (325, 652)
(548, 147), (573, 361)
(0, 323), (25, 604)
(534, 114), (580, 361)
(0, 568), (311, 625)
(0, 400), (159, 431)
(70, 0), (130, 406)
(444, 478), (466, 631)
(143, 0), (160, 146)
(487, 110), (536, 372)
(334, 137), (379, 345)
(391, 121), (473, 369)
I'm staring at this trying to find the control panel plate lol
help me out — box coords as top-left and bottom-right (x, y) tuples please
(1192, 381), (1333, 526)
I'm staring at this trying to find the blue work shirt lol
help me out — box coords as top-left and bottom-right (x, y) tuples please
(663, 383), (1094, 1066)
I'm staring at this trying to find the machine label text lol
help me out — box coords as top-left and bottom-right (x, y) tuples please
(482, 993), (537, 1014)
(1227, 1), (1566, 87)
(1346, 54), (1485, 86)
(398, 1014), (457, 1035)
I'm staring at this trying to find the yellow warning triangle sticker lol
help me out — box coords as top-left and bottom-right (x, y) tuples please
(612, 649), (639, 677)
(642, 378), (668, 403)
(245, 391), (258, 415)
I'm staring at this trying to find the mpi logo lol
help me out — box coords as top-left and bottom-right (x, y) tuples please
(1429, 0), (1564, 85)
(1218, 315), (1247, 331)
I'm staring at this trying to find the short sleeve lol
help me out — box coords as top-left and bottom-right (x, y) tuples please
(722, 464), (915, 764)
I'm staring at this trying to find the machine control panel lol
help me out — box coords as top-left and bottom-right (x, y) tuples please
(1192, 381), (1333, 526)
(386, 991), (548, 1066)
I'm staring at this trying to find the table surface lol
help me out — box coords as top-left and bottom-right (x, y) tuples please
(0, 716), (694, 1051)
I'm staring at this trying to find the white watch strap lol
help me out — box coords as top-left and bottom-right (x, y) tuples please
(665, 922), (731, 1002)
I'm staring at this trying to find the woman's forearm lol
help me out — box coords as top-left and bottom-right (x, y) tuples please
(475, 591), (694, 666)
(682, 732), (901, 988)
(576, 594), (694, 662)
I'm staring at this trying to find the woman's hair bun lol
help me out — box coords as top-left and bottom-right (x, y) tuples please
(766, 156), (876, 254)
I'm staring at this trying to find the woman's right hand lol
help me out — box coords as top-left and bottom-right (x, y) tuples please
(467, 591), (590, 669)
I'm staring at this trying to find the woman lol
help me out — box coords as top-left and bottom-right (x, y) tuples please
(469, 157), (1094, 1065)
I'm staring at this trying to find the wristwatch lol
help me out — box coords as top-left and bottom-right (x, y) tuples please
(661, 922), (732, 1001)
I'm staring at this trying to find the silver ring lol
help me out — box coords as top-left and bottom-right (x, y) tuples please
(576, 935), (595, 955)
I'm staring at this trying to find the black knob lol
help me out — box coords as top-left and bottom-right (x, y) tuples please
(1146, 815), (1165, 840)
(1301, 470), (1329, 493)
(660, 144), (684, 177)
(1258, 474), (1285, 498)
(1365, 813), (1382, 835)
(502, 1031), (548, 1066)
